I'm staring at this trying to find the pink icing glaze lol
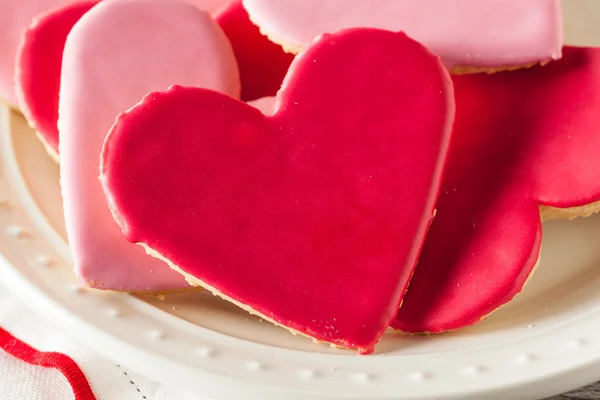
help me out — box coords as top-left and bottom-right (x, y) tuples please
(246, 96), (275, 114)
(1, 0), (232, 106)
(242, 0), (563, 69)
(394, 46), (600, 333)
(0, 0), (77, 105)
(15, 1), (98, 155)
(187, 0), (232, 13)
(100, 29), (454, 352)
(59, 0), (240, 291)
(216, 1), (294, 101)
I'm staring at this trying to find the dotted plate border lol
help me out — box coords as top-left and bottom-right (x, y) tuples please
(2, 106), (600, 400)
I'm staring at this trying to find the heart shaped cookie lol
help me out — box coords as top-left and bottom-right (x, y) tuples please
(216, 1), (294, 101)
(100, 29), (454, 352)
(242, 0), (563, 72)
(0, 0), (78, 107)
(15, 1), (98, 160)
(186, 0), (232, 13)
(394, 46), (600, 334)
(13, 0), (236, 158)
(59, 0), (240, 291)
(246, 96), (274, 114)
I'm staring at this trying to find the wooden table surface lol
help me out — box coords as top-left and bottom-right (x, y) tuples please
(550, 381), (600, 399)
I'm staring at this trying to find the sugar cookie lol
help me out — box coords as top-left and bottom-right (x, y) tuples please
(13, 0), (236, 158)
(393, 46), (600, 333)
(100, 29), (454, 351)
(216, 1), (293, 100)
(0, 0), (77, 107)
(59, 0), (240, 291)
(242, 0), (563, 72)
(15, 1), (98, 160)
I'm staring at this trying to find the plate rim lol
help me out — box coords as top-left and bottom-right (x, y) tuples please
(3, 106), (600, 400)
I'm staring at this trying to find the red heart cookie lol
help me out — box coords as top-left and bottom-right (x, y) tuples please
(15, 1), (98, 159)
(216, 1), (294, 101)
(101, 29), (454, 352)
(394, 46), (600, 334)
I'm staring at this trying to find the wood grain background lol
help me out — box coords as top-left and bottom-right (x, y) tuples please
(549, 382), (600, 399)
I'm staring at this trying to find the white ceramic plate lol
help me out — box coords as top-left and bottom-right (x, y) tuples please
(2, 3), (600, 399)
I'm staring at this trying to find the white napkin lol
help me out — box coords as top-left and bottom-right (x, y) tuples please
(0, 281), (204, 400)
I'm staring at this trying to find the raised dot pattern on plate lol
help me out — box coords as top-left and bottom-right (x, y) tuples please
(35, 255), (54, 267)
(407, 372), (432, 382)
(196, 348), (217, 358)
(0, 174), (592, 391)
(7, 225), (31, 241)
(352, 372), (372, 383)
(516, 354), (537, 364)
(299, 369), (317, 380)
(246, 361), (264, 371)
(149, 330), (166, 340)
(67, 284), (85, 294)
(3, 103), (600, 396)
(462, 365), (486, 376)
(566, 338), (587, 348)
(0, 200), (10, 211)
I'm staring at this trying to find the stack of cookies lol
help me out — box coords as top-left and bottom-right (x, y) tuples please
(2, 0), (599, 354)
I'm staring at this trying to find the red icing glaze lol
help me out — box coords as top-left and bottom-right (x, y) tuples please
(101, 29), (454, 352)
(394, 46), (600, 333)
(15, 1), (98, 154)
(216, 1), (293, 101)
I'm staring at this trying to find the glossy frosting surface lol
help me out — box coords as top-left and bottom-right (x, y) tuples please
(0, 0), (77, 105)
(15, 1), (98, 154)
(0, 0), (233, 106)
(242, 0), (563, 69)
(217, 1), (293, 101)
(59, 0), (240, 291)
(394, 46), (600, 333)
(101, 29), (454, 351)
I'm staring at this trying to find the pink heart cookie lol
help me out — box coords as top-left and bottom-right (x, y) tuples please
(12, 0), (235, 157)
(246, 96), (275, 114)
(242, 0), (563, 71)
(59, 0), (240, 291)
(100, 29), (454, 352)
(0, 0), (78, 106)
(188, 0), (232, 13)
